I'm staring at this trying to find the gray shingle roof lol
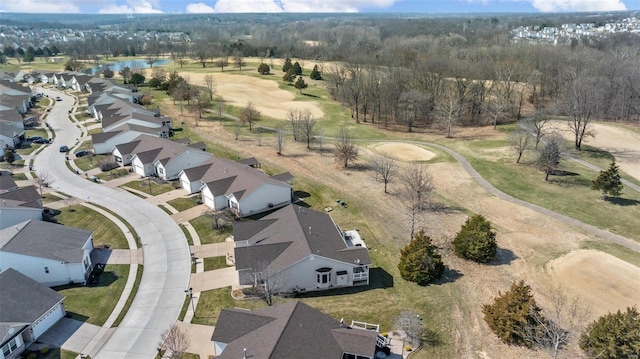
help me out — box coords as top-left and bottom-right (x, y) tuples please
(0, 268), (64, 324)
(0, 170), (18, 192)
(211, 301), (377, 359)
(0, 185), (42, 208)
(0, 220), (91, 262)
(234, 204), (371, 274)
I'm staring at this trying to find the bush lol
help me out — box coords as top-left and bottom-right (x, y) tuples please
(398, 229), (444, 286)
(257, 63), (270, 75)
(579, 306), (640, 358)
(453, 214), (497, 263)
(310, 64), (322, 80)
(99, 162), (119, 172)
(482, 280), (542, 347)
(27, 353), (37, 359)
(40, 347), (50, 354)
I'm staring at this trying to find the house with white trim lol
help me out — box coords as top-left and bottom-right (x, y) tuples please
(92, 123), (170, 154)
(0, 179), (42, 230)
(179, 157), (292, 217)
(0, 220), (94, 287)
(234, 204), (370, 293)
(0, 268), (66, 359)
(211, 301), (381, 359)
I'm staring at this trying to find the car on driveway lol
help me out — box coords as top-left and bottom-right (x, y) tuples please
(75, 150), (93, 158)
(59, 145), (69, 152)
(32, 138), (50, 144)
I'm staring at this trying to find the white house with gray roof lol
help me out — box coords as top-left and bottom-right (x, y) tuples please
(234, 204), (370, 293)
(0, 220), (94, 286)
(0, 268), (65, 359)
(0, 179), (42, 230)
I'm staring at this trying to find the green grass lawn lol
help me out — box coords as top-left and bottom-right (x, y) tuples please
(189, 215), (232, 244)
(25, 128), (50, 139)
(467, 155), (640, 241)
(121, 179), (176, 196)
(75, 154), (111, 172)
(569, 145), (640, 187)
(191, 287), (267, 326)
(24, 347), (78, 359)
(10, 172), (27, 180)
(180, 224), (194, 246)
(41, 193), (62, 203)
(54, 204), (129, 249)
(15, 143), (41, 156)
(88, 127), (103, 135)
(95, 168), (130, 181)
(54, 264), (128, 326)
(203, 256), (229, 271)
(167, 196), (200, 212)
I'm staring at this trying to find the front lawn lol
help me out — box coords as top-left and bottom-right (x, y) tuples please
(167, 196), (200, 212)
(190, 215), (232, 244)
(54, 264), (128, 326)
(203, 256), (229, 271)
(191, 287), (267, 326)
(121, 179), (176, 196)
(53, 204), (129, 249)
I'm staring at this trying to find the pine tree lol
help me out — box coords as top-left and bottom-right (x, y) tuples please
(310, 64), (322, 80)
(257, 63), (270, 75)
(294, 76), (308, 94)
(282, 57), (292, 72)
(453, 214), (497, 263)
(580, 307), (640, 359)
(292, 61), (303, 75)
(283, 69), (295, 85)
(483, 281), (542, 347)
(398, 229), (444, 286)
(591, 160), (623, 200)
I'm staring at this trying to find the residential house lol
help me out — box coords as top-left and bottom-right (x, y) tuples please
(37, 72), (55, 84)
(211, 301), (380, 359)
(53, 72), (75, 88)
(0, 81), (32, 115)
(179, 157), (292, 217)
(0, 220), (94, 286)
(0, 182), (42, 230)
(92, 123), (170, 154)
(234, 204), (370, 293)
(0, 109), (27, 131)
(70, 74), (93, 92)
(0, 122), (23, 149)
(114, 135), (211, 179)
(0, 268), (66, 359)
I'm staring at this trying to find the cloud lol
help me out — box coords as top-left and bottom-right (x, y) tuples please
(529, 0), (627, 12)
(186, 2), (215, 13)
(99, 0), (162, 13)
(0, 0), (80, 13)
(213, 0), (399, 13)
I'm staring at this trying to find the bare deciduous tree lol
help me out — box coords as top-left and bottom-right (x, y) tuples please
(203, 209), (230, 231)
(395, 309), (424, 352)
(564, 74), (603, 151)
(523, 288), (590, 359)
(370, 153), (397, 194)
(334, 128), (358, 168)
(537, 136), (563, 181)
(192, 91), (210, 127)
(510, 126), (530, 164)
(297, 110), (317, 149)
(215, 57), (229, 72)
(239, 102), (260, 131)
(203, 74), (216, 101)
(275, 125), (286, 155)
(528, 106), (552, 149)
(159, 324), (190, 359)
(33, 170), (55, 196)
(437, 90), (460, 138)
(287, 108), (305, 142)
(251, 260), (286, 306)
(401, 164), (433, 241)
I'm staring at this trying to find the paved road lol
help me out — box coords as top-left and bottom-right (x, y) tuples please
(35, 88), (190, 359)
(425, 142), (640, 252)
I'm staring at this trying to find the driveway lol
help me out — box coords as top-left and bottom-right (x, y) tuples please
(36, 318), (102, 354)
(189, 267), (238, 292)
(35, 88), (190, 359)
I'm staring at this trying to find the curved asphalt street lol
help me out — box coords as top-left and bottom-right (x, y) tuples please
(34, 88), (190, 359)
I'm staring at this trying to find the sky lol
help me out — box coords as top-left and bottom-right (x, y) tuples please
(0, 0), (637, 14)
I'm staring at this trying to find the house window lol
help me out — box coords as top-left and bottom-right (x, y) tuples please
(316, 267), (332, 285)
(45, 266), (49, 273)
(9, 339), (17, 351)
(84, 257), (90, 271)
(2, 343), (11, 356)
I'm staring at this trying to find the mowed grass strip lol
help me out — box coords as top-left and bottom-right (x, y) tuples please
(167, 196), (200, 212)
(54, 264), (128, 326)
(191, 287), (267, 326)
(121, 179), (176, 196)
(203, 256), (229, 271)
(54, 204), (129, 249)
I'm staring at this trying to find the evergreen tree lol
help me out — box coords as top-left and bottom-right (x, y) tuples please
(292, 61), (303, 75)
(257, 63), (270, 75)
(579, 307), (640, 359)
(453, 214), (497, 263)
(310, 64), (322, 80)
(283, 69), (295, 85)
(282, 57), (292, 72)
(591, 160), (623, 200)
(3, 149), (15, 165)
(398, 229), (444, 286)
(294, 76), (308, 94)
(483, 281), (542, 347)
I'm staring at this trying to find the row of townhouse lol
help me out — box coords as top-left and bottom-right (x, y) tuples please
(1, 170), (96, 359)
(0, 79), (34, 149)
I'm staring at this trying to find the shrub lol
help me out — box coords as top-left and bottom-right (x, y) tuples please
(257, 63), (270, 75)
(27, 353), (37, 359)
(453, 214), (497, 263)
(482, 280), (542, 347)
(310, 64), (322, 80)
(398, 229), (444, 286)
(99, 162), (119, 172)
(40, 347), (50, 354)
(579, 306), (640, 358)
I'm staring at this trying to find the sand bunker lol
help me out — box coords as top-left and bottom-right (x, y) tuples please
(179, 72), (324, 121)
(547, 250), (640, 318)
(372, 143), (436, 162)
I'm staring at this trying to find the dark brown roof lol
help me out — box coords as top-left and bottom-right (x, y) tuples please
(270, 172), (293, 183)
(237, 157), (260, 167)
(211, 301), (377, 359)
(234, 204), (371, 274)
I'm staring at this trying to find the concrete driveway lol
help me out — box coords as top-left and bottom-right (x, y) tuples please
(36, 318), (102, 354)
(35, 87), (190, 359)
(189, 267), (238, 292)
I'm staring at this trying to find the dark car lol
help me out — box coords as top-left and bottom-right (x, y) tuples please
(27, 136), (43, 141)
(75, 150), (93, 158)
(32, 138), (50, 144)
(59, 145), (69, 152)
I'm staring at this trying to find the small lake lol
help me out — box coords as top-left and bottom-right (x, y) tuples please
(82, 59), (171, 75)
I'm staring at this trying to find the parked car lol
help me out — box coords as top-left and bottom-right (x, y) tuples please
(27, 136), (43, 141)
(59, 145), (69, 152)
(32, 138), (50, 144)
(75, 150), (93, 158)
(55, 96), (62, 101)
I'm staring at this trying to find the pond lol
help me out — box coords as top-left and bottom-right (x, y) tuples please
(82, 59), (171, 75)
